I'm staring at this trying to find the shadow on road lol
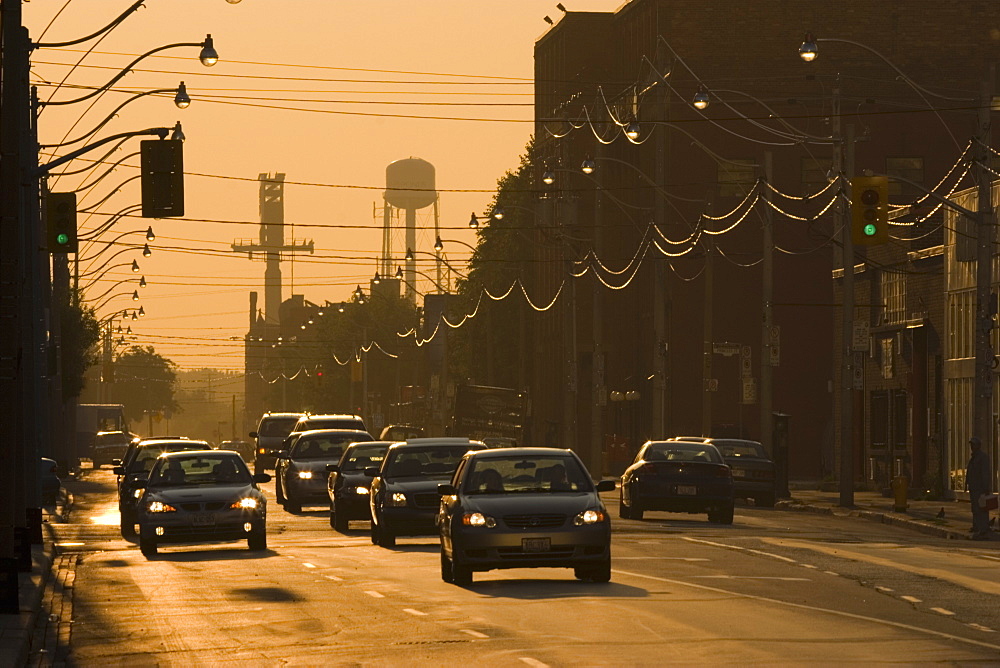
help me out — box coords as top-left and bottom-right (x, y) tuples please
(459, 576), (648, 600)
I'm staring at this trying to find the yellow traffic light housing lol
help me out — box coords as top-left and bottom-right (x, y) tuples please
(851, 175), (889, 246)
(140, 139), (184, 218)
(46, 192), (78, 253)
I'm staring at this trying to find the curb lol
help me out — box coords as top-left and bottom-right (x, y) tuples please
(775, 499), (967, 540)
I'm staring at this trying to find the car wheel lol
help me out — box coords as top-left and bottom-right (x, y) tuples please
(285, 499), (301, 513)
(332, 502), (348, 532)
(120, 509), (137, 538)
(370, 520), (379, 544)
(630, 500), (644, 521)
(755, 492), (776, 508)
(710, 503), (735, 525)
(440, 547), (454, 583)
(619, 492), (632, 519)
(248, 526), (267, 551)
(275, 477), (286, 504)
(138, 532), (157, 557)
(451, 559), (472, 586)
(376, 523), (395, 548)
(575, 555), (612, 583)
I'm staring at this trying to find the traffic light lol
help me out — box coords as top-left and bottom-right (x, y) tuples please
(140, 139), (184, 218)
(46, 192), (78, 253)
(850, 175), (889, 246)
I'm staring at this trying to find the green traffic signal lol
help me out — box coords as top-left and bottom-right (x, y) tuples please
(863, 224), (877, 237)
(56, 233), (70, 245)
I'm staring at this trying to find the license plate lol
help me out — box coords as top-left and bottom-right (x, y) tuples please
(192, 513), (216, 526)
(522, 537), (551, 552)
(677, 485), (697, 495)
(731, 469), (746, 478)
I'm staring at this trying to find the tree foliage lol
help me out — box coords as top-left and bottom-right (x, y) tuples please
(108, 345), (179, 422)
(59, 295), (100, 399)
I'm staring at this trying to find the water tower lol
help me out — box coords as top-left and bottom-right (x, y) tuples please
(382, 158), (437, 302)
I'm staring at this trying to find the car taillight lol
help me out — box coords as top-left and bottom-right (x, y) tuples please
(716, 466), (732, 478)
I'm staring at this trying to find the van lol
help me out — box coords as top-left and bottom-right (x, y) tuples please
(250, 412), (305, 474)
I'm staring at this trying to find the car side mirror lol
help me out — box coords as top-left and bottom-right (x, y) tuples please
(111, 458), (122, 466)
(253, 473), (271, 483)
(133, 481), (146, 489)
(112, 466), (125, 476)
(363, 467), (379, 477)
(272, 452), (288, 459)
(249, 431), (258, 439)
(596, 479), (616, 493)
(326, 464), (340, 473)
(438, 483), (457, 496)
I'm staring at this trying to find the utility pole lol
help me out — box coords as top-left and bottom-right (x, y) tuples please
(652, 56), (668, 439)
(973, 65), (996, 476)
(701, 234), (714, 436)
(591, 143), (605, 477)
(761, 152), (774, 456)
(837, 76), (855, 507)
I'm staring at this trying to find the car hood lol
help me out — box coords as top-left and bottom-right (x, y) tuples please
(383, 477), (453, 493)
(146, 483), (260, 504)
(461, 492), (601, 516)
(287, 458), (339, 473)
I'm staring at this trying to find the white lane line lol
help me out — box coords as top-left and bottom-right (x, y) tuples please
(55, 542), (84, 547)
(875, 586), (894, 593)
(519, 658), (549, 668)
(824, 571), (839, 576)
(682, 537), (797, 563)
(460, 629), (489, 639)
(302, 563), (316, 569)
(689, 575), (810, 581)
(977, 555), (1000, 562)
(969, 623), (996, 633)
(616, 556), (710, 561)
(611, 568), (1000, 652)
(901, 596), (922, 603)
(800, 564), (818, 569)
(322, 574), (342, 581)
(403, 608), (428, 616)
(931, 608), (955, 616)
(364, 590), (385, 598)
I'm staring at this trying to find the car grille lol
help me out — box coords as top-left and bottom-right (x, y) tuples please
(413, 493), (440, 508)
(503, 514), (566, 529)
(178, 502), (229, 512)
(496, 546), (575, 561)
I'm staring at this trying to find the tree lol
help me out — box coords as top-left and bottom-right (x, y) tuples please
(59, 294), (100, 399)
(108, 345), (179, 423)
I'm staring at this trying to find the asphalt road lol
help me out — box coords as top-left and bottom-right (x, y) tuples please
(34, 469), (1000, 666)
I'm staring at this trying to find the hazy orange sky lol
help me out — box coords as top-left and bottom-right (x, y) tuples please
(26, 0), (620, 371)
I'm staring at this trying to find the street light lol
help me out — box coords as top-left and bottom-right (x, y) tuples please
(692, 85), (710, 110)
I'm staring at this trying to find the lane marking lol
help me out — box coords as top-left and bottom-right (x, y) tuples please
(969, 624), (996, 633)
(682, 537), (797, 563)
(322, 574), (342, 581)
(931, 608), (955, 616)
(800, 564), (818, 569)
(460, 629), (489, 639)
(403, 608), (428, 616)
(303, 563), (316, 569)
(901, 596), (922, 603)
(54, 542), (84, 547)
(824, 571), (840, 576)
(364, 590), (385, 598)
(611, 568), (1000, 651)
(519, 659), (549, 668)
(616, 556), (709, 561)
(689, 575), (810, 581)
(876, 586), (894, 593)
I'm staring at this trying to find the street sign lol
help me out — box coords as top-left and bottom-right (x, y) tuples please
(769, 345), (780, 367)
(713, 342), (741, 357)
(853, 352), (865, 390)
(852, 320), (870, 352)
(741, 357), (752, 378)
(705, 378), (719, 392)
(740, 345), (751, 359)
(742, 377), (757, 404)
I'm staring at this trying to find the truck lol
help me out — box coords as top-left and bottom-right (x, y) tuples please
(450, 384), (528, 445)
(76, 404), (130, 466)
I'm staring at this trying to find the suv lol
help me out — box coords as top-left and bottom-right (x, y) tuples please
(91, 430), (132, 468)
(249, 412), (305, 474)
(290, 414), (367, 436)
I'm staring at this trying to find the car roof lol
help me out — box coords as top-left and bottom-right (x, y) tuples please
(96, 430), (127, 436)
(158, 449), (236, 459)
(136, 437), (198, 446)
(345, 440), (392, 448)
(465, 447), (574, 458)
(388, 437), (486, 451)
(262, 412), (306, 418)
(296, 428), (371, 436)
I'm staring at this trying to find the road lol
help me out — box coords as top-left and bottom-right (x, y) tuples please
(32, 469), (1000, 666)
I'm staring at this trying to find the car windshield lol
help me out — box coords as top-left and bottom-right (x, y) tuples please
(341, 445), (388, 471)
(129, 443), (206, 473)
(148, 454), (252, 487)
(716, 442), (768, 459)
(464, 456), (592, 494)
(260, 417), (300, 436)
(645, 443), (722, 464)
(290, 435), (355, 460)
(383, 446), (472, 478)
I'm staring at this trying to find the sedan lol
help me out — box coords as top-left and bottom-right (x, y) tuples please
(368, 438), (487, 548)
(619, 440), (734, 523)
(134, 450), (270, 557)
(326, 440), (392, 532)
(274, 429), (373, 512)
(437, 447), (615, 585)
(700, 438), (776, 507)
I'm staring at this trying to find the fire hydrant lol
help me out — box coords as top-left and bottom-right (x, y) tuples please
(891, 475), (909, 513)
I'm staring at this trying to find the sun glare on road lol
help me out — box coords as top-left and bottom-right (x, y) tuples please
(90, 509), (121, 525)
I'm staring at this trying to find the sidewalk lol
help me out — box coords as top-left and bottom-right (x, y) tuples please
(777, 487), (990, 542)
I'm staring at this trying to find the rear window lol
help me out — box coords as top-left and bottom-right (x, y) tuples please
(715, 442), (768, 459)
(259, 417), (301, 437)
(96, 432), (129, 445)
(290, 434), (359, 460)
(304, 418), (365, 431)
(644, 443), (723, 464)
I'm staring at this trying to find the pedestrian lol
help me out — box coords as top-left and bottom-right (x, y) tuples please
(966, 437), (992, 540)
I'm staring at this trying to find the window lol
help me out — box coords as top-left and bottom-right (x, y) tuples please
(801, 156), (833, 196)
(947, 290), (975, 359)
(880, 270), (906, 325)
(717, 159), (756, 198)
(880, 337), (894, 379)
(886, 157), (924, 199)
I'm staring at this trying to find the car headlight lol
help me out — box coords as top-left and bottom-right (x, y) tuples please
(258, 447), (266, 454)
(354, 486), (369, 495)
(230, 497), (258, 510)
(147, 501), (177, 513)
(462, 512), (497, 528)
(573, 509), (605, 525)
(387, 492), (407, 507)
(297, 471), (313, 479)
(133, 488), (144, 499)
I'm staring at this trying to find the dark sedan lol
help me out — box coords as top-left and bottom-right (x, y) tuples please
(274, 429), (373, 512)
(675, 436), (777, 507)
(368, 438), (487, 547)
(134, 450), (270, 557)
(326, 440), (392, 532)
(437, 447), (615, 586)
(619, 440), (734, 524)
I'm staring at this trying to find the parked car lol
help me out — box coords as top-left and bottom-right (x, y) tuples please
(675, 436), (776, 507)
(367, 437), (487, 547)
(378, 424), (425, 441)
(114, 438), (211, 537)
(218, 440), (255, 463)
(91, 430), (132, 468)
(249, 412), (305, 474)
(437, 447), (615, 585)
(39, 457), (61, 506)
(326, 440), (392, 531)
(481, 436), (518, 449)
(274, 429), (373, 512)
(619, 440), (734, 524)
(134, 450), (270, 557)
